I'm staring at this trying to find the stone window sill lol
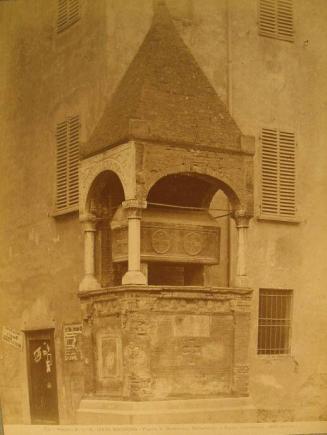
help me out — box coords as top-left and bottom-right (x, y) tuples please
(257, 353), (293, 360)
(257, 214), (301, 224)
(52, 206), (79, 218)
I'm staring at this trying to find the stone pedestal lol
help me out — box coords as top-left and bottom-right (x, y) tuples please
(76, 397), (256, 424)
(77, 285), (253, 424)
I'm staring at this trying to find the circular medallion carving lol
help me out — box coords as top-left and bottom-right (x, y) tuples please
(183, 232), (203, 256)
(151, 229), (171, 254)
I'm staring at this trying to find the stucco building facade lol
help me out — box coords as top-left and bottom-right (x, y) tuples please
(0, 0), (326, 425)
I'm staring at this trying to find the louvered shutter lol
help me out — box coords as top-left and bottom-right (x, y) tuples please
(261, 128), (279, 215)
(258, 0), (294, 42)
(279, 131), (296, 216)
(261, 128), (296, 218)
(56, 116), (80, 212)
(259, 0), (277, 39)
(277, 0), (294, 41)
(56, 120), (69, 210)
(68, 0), (80, 27)
(67, 115), (80, 207)
(57, 0), (69, 34)
(57, 0), (80, 33)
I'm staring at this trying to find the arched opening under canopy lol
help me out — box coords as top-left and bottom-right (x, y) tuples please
(86, 171), (126, 286)
(145, 173), (235, 287)
(86, 170), (125, 215)
(147, 172), (240, 210)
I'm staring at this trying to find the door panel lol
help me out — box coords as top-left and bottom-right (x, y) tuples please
(26, 330), (59, 424)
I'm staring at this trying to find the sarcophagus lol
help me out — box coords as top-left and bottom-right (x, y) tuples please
(111, 206), (220, 265)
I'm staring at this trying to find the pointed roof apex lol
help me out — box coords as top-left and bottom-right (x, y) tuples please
(150, 0), (174, 37)
(82, 1), (242, 158)
(153, 0), (167, 11)
(152, 0), (169, 18)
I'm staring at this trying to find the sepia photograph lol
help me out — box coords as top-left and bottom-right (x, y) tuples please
(0, 0), (327, 434)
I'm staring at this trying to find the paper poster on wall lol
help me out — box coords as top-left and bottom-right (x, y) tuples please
(63, 323), (82, 361)
(2, 326), (23, 350)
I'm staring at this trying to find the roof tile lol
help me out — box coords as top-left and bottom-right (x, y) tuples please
(82, 2), (242, 157)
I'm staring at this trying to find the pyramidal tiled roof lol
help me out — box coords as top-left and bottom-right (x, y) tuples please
(82, 1), (242, 157)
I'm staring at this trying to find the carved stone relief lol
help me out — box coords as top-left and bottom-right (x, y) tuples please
(183, 231), (203, 256)
(151, 229), (171, 254)
(79, 142), (136, 214)
(137, 142), (254, 215)
(80, 287), (252, 400)
(111, 224), (220, 264)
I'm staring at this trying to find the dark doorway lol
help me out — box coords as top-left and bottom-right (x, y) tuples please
(25, 329), (59, 424)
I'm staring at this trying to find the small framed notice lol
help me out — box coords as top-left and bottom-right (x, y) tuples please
(63, 323), (82, 361)
(2, 326), (23, 350)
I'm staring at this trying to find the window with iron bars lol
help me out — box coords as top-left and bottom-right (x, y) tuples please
(257, 289), (292, 355)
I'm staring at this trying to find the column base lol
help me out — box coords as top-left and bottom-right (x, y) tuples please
(76, 397), (256, 425)
(122, 270), (147, 285)
(79, 275), (101, 292)
(234, 276), (249, 288)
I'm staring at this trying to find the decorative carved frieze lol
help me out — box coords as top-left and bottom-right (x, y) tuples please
(80, 288), (252, 322)
(135, 142), (254, 215)
(88, 294), (233, 318)
(111, 221), (220, 264)
(79, 142), (136, 214)
(151, 229), (171, 254)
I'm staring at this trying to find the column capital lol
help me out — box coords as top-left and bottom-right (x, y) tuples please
(79, 213), (97, 223)
(122, 200), (147, 219)
(122, 199), (147, 210)
(232, 209), (251, 228)
(79, 213), (97, 231)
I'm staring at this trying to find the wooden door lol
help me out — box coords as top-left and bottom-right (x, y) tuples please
(26, 329), (59, 424)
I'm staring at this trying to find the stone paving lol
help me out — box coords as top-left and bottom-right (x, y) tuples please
(3, 421), (327, 435)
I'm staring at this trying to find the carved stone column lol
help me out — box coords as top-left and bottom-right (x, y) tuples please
(233, 210), (250, 288)
(122, 200), (147, 285)
(79, 214), (101, 292)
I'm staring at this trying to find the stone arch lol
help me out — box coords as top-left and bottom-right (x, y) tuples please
(80, 159), (131, 215)
(84, 169), (126, 215)
(144, 166), (242, 212)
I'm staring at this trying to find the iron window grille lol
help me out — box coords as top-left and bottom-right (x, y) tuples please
(258, 0), (294, 42)
(257, 289), (293, 355)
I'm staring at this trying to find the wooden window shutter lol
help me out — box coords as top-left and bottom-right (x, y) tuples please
(277, 0), (294, 41)
(68, 0), (80, 27)
(261, 128), (296, 218)
(56, 116), (80, 212)
(57, 0), (80, 33)
(279, 130), (296, 216)
(261, 128), (279, 216)
(258, 0), (294, 42)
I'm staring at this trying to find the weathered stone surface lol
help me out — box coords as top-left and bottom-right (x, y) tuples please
(137, 141), (254, 214)
(111, 206), (221, 264)
(79, 286), (252, 401)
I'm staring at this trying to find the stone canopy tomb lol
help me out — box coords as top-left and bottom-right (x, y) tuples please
(77, 1), (255, 424)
